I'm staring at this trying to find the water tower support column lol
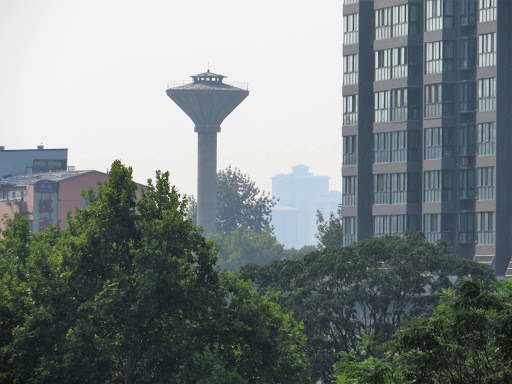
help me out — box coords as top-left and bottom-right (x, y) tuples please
(197, 130), (218, 233)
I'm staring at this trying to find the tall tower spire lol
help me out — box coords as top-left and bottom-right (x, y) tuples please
(166, 70), (249, 233)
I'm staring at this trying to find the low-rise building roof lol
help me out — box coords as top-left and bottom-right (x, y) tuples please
(0, 170), (99, 188)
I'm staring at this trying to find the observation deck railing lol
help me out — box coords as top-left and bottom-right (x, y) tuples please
(167, 80), (249, 91)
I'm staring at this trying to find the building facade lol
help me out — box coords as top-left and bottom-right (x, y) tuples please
(0, 170), (110, 232)
(341, 0), (512, 275)
(0, 145), (68, 177)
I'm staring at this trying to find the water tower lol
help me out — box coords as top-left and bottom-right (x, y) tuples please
(166, 70), (249, 233)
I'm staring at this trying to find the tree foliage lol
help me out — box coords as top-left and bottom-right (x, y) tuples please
(335, 279), (512, 384)
(186, 166), (276, 234)
(0, 160), (307, 384)
(240, 234), (496, 382)
(315, 205), (342, 249)
(208, 226), (286, 272)
(216, 166), (276, 233)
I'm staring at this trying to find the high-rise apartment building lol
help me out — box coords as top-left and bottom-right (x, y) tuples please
(341, 0), (512, 275)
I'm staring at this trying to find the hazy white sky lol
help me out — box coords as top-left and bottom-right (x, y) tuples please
(0, 0), (342, 197)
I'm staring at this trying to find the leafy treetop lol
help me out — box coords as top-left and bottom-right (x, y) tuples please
(0, 160), (308, 384)
(240, 233), (496, 382)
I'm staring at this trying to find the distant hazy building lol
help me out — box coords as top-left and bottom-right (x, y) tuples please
(272, 165), (341, 249)
(0, 145), (68, 178)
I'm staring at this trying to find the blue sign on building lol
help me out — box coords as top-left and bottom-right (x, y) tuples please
(35, 181), (59, 193)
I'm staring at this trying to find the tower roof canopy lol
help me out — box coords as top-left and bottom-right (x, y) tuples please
(192, 70), (226, 83)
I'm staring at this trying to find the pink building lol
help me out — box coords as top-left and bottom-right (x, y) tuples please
(0, 170), (143, 232)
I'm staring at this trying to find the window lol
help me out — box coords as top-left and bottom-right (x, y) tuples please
(375, 5), (418, 40)
(392, 47), (408, 79)
(477, 211), (495, 244)
(374, 215), (419, 238)
(425, 42), (441, 73)
(478, 33), (496, 67)
(391, 131), (407, 162)
(391, 88), (408, 121)
(424, 128), (441, 159)
(375, 131), (416, 163)
(461, 0), (477, 24)
(479, 0), (496, 23)
(374, 132), (390, 163)
(375, 49), (391, 81)
(343, 176), (357, 206)
(375, 89), (418, 122)
(424, 171), (453, 202)
(374, 173), (390, 204)
(459, 82), (476, 112)
(424, 213), (441, 243)
(426, 0), (453, 31)
(374, 91), (390, 122)
(392, 5), (409, 37)
(424, 171), (442, 202)
(424, 127), (453, 159)
(477, 122), (495, 156)
(33, 159), (67, 173)
(343, 0), (358, 4)
(478, 78), (496, 111)
(344, 13), (359, 45)
(343, 95), (358, 125)
(343, 135), (357, 165)
(344, 54), (359, 85)
(443, 172), (453, 201)
(391, 173), (407, 203)
(392, 215), (418, 237)
(343, 217), (357, 246)
(376, 48), (409, 81)
(460, 39), (476, 69)
(458, 212), (475, 243)
(375, 8), (391, 40)
(458, 169), (476, 200)
(477, 167), (495, 200)
(374, 215), (390, 238)
(425, 84), (453, 117)
(425, 41), (454, 73)
(458, 125), (476, 156)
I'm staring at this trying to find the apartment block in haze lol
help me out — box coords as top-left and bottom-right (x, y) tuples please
(341, 0), (512, 275)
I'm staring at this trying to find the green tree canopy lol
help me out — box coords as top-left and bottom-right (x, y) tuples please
(315, 204), (342, 249)
(335, 279), (512, 384)
(208, 226), (286, 272)
(0, 160), (307, 384)
(240, 234), (496, 382)
(188, 166), (276, 233)
(216, 166), (276, 233)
